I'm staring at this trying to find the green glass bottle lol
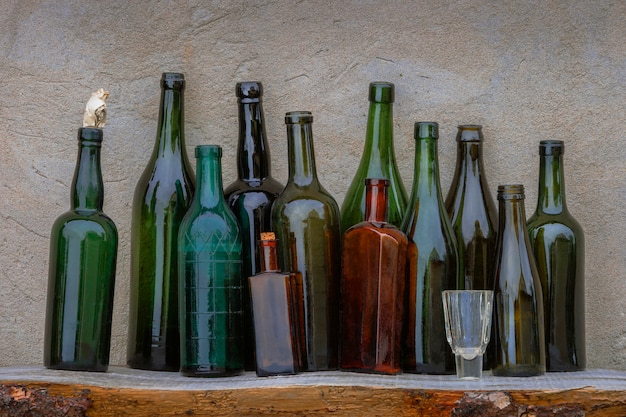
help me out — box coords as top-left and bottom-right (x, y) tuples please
(224, 81), (284, 370)
(128, 73), (195, 371)
(527, 140), (585, 371)
(271, 111), (341, 371)
(44, 127), (118, 372)
(402, 122), (459, 375)
(178, 145), (244, 377)
(493, 184), (546, 377)
(341, 82), (408, 234)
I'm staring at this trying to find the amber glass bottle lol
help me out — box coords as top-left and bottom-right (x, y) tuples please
(128, 73), (195, 371)
(528, 141), (585, 371)
(178, 145), (244, 377)
(44, 127), (118, 372)
(224, 81), (284, 370)
(402, 122), (458, 375)
(249, 233), (305, 376)
(271, 111), (341, 371)
(492, 184), (546, 377)
(340, 178), (407, 375)
(341, 82), (407, 234)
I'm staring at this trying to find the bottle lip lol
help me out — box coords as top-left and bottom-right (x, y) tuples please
(369, 81), (394, 103)
(285, 111), (313, 124)
(456, 125), (483, 142)
(195, 144), (222, 158)
(365, 178), (390, 187)
(414, 122), (439, 139)
(539, 140), (564, 155)
(497, 184), (525, 200)
(78, 127), (103, 144)
(161, 72), (185, 90)
(236, 81), (263, 102)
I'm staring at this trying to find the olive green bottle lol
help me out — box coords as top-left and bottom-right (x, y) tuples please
(341, 82), (407, 234)
(271, 111), (341, 371)
(402, 122), (459, 375)
(178, 145), (244, 377)
(44, 127), (118, 371)
(493, 184), (546, 377)
(128, 73), (195, 371)
(527, 140), (585, 371)
(224, 81), (283, 370)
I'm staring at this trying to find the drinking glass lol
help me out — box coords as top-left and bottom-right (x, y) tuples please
(442, 290), (493, 379)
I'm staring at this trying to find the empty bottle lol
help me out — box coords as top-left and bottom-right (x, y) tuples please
(527, 140), (585, 371)
(492, 184), (546, 377)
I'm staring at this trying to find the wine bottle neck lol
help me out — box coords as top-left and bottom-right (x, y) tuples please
(497, 185), (530, 245)
(362, 101), (395, 165)
(410, 137), (442, 201)
(286, 120), (318, 186)
(72, 128), (104, 212)
(154, 88), (185, 158)
(237, 100), (271, 181)
(536, 154), (567, 215)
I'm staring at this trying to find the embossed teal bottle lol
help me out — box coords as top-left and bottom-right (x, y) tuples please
(341, 82), (407, 234)
(178, 145), (244, 377)
(44, 127), (118, 371)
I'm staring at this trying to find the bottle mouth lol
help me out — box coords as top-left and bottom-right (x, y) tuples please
(161, 72), (185, 90)
(497, 184), (525, 200)
(285, 111), (313, 124)
(195, 144), (222, 158)
(539, 140), (564, 156)
(236, 81), (263, 102)
(369, 82), (394, 103)
(456, 125), (483, 142)
(414, 122), (439, 139)
(78, 127), (103, 144)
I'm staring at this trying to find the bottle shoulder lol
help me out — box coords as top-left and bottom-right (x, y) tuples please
(224, 177), (284, 199)
(180, 208), (241, 239)
(52, 210), (118, 236)
(345, 222), (407, 244)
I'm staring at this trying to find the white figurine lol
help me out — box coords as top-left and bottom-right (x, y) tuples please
(83, 88), (109, 128)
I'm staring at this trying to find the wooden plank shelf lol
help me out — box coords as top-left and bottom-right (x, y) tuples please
(1, 366), (626, 416)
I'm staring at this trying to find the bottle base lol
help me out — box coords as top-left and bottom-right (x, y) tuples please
(180, 365), (243, 378)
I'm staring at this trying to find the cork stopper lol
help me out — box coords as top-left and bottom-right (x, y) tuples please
(260, 232), (275, 241)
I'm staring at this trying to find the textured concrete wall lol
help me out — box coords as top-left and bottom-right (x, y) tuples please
(0, 0), (624, 369)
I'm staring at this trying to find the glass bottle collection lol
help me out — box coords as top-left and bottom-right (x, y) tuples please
(44, 74), (585, 378)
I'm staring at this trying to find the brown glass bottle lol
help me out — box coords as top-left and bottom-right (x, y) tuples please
(340, 178), (407, 375)
(249, 233), (305, 376)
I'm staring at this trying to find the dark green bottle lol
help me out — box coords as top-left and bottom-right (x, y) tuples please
(402, 122), (459, 375)
(271, 111), (341, 371)
(224, 81), (284, 370)
(493, 184), (546, 377)
(44, 127), (118, 372)
(341, 82), (407, 234)
(528, 141), (585, 371)
(178, 145), (244, 377)
(128, 73), (195, 371)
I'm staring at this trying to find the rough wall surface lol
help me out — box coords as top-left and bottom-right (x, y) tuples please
(0, 0), (624, 369)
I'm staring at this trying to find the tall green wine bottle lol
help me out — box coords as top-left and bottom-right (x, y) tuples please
(44, 126), (118, 372)
(528, 140), (585, 371)
(224, 81), (283, 370)
(128, 73), (195, 371)
(493, 184), (546, 377)
(402, 122), (459, 375)
(178, 145), (244, 377)
(341, 82), (407, 234)
(271, 111), (341, 371)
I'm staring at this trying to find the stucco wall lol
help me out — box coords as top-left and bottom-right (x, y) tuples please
(0, 0), (624, 369)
